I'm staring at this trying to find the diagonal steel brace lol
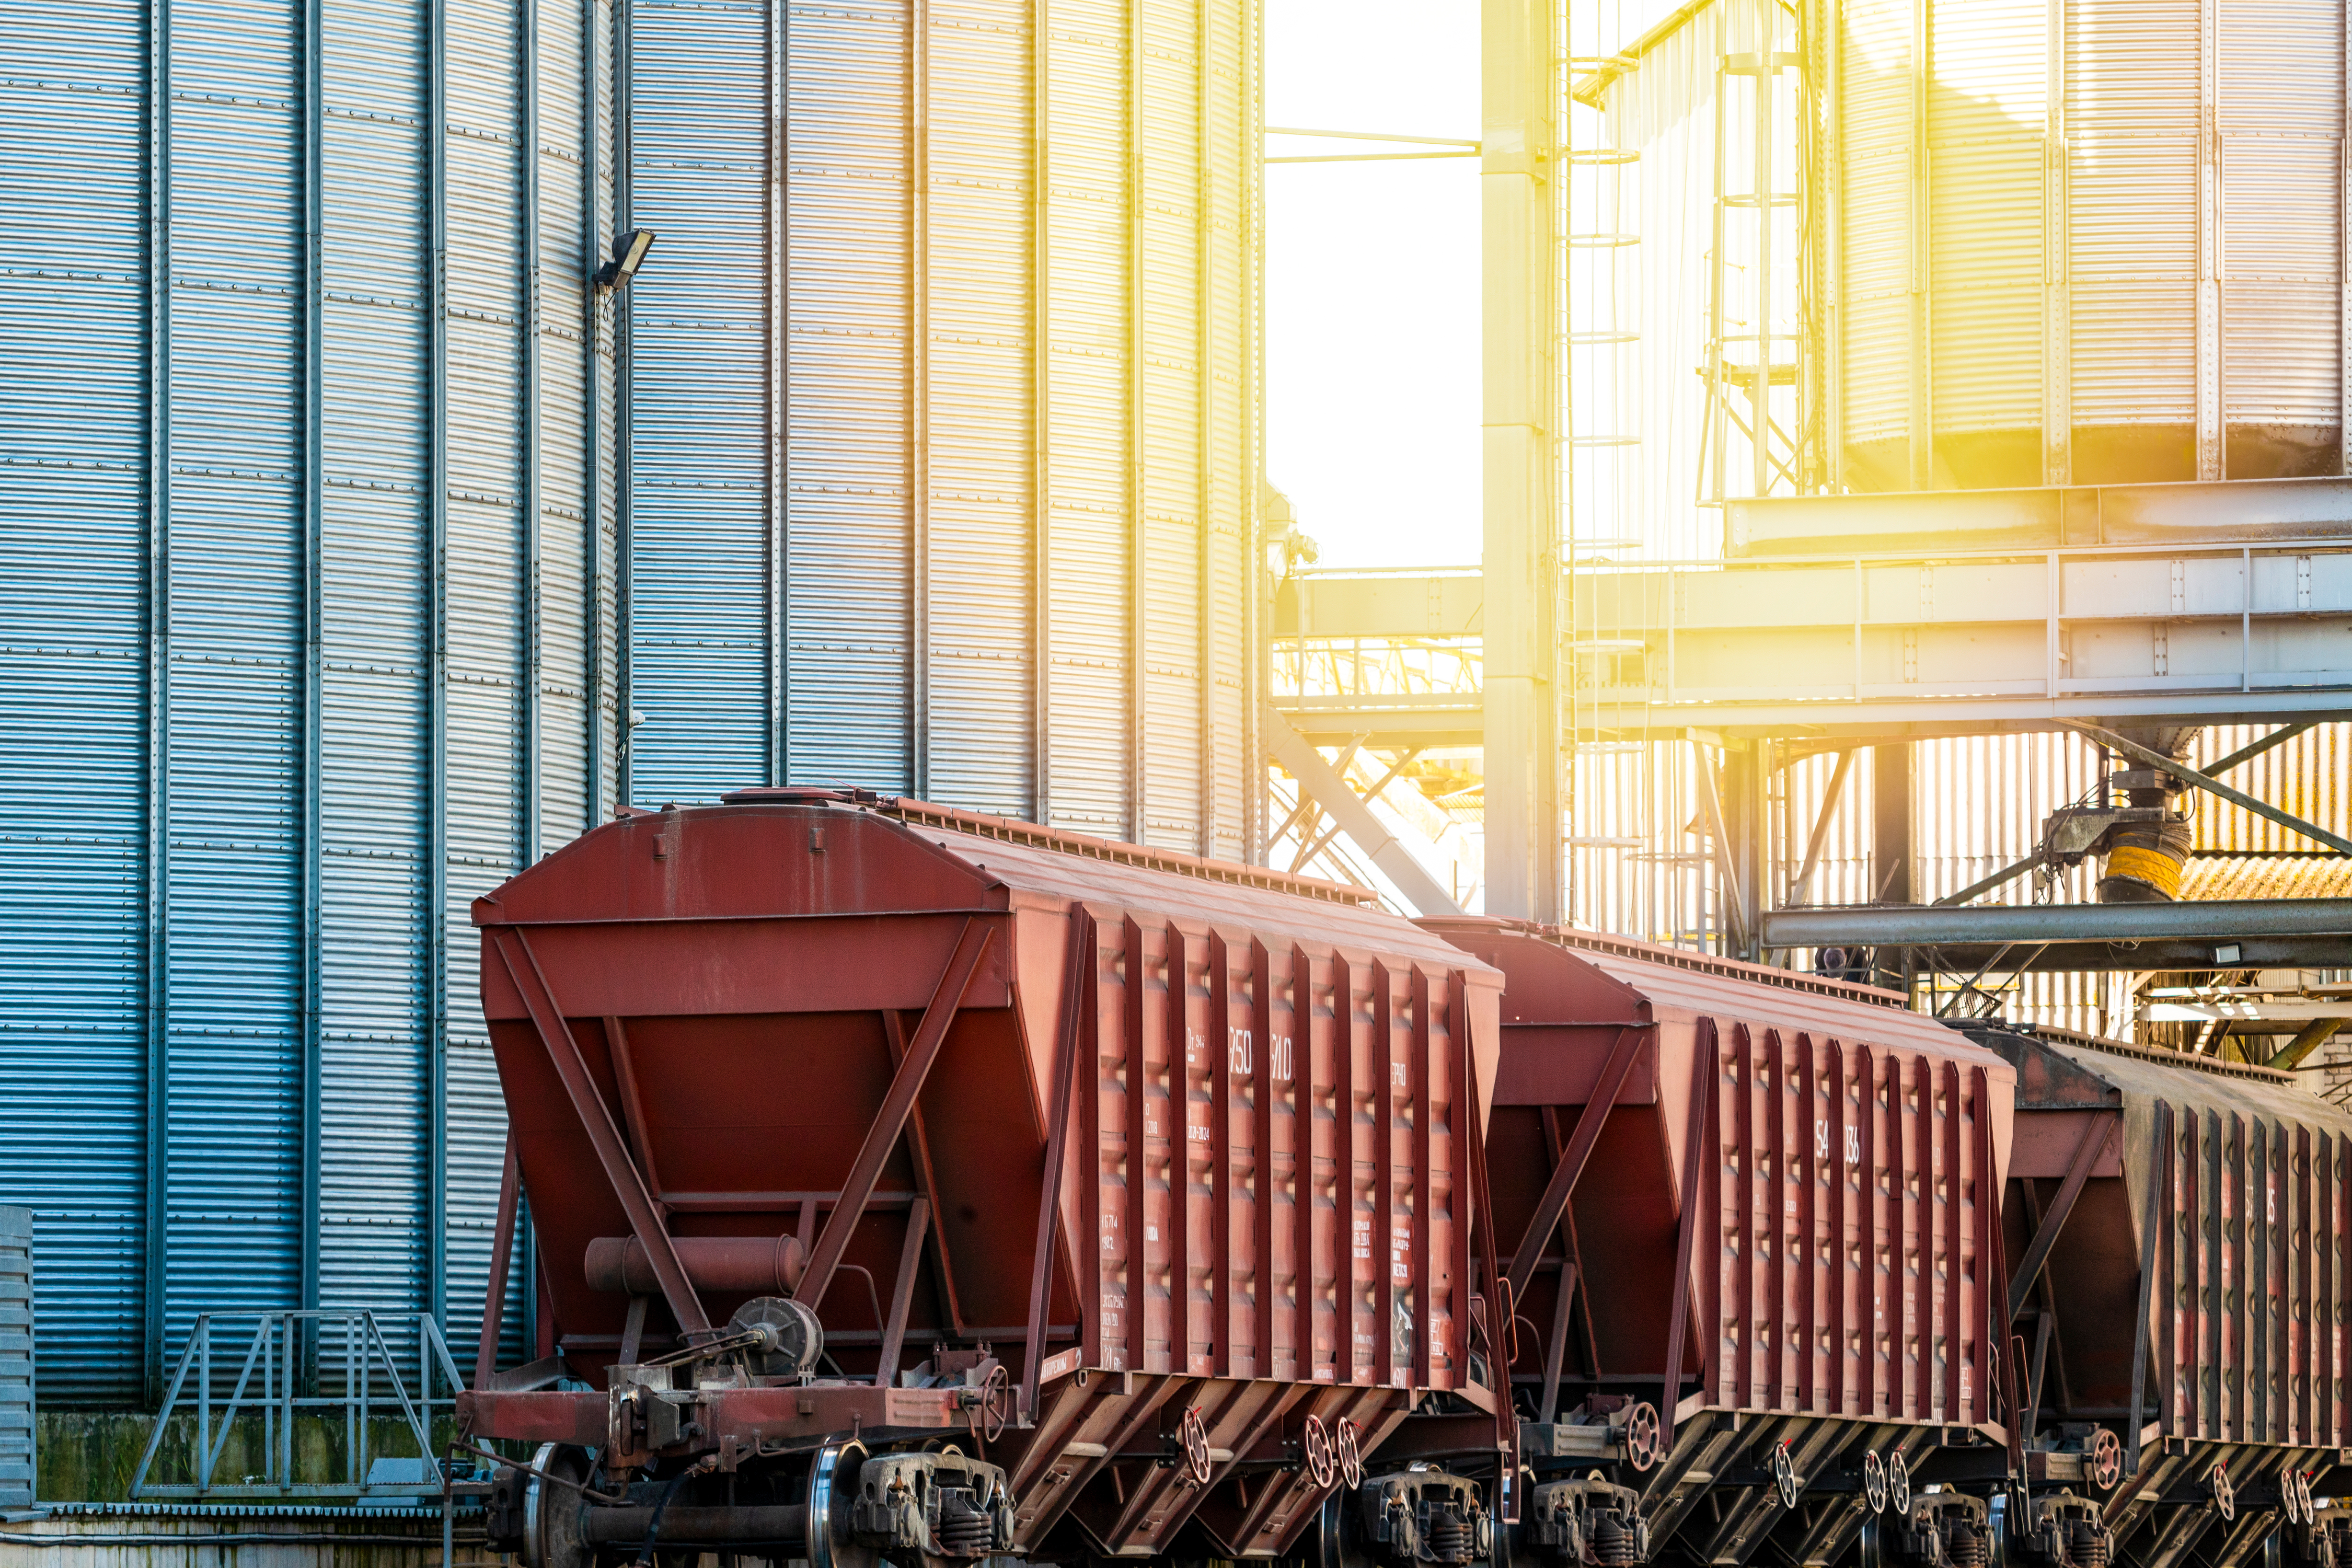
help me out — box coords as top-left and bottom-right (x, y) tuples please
(488, 926), (711, 1338)
(1505, 1027), (1641, 1305)
(799, 918), (995, 1312)
(2061, 720), (2352, 856)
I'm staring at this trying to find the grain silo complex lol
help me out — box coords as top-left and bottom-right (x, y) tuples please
(16, 0), (2352, 1543)
(1825, 0), (2350, 489)
(1, 0), (1262, 1410)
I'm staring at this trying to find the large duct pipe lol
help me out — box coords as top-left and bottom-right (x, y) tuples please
(2097, 726), (2201, 904)
(583, 1235), (806, 1298)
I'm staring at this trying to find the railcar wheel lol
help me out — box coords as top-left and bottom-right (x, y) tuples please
(1315, 1486), (1374, 1568)
(2086, 1431), (2122, 1492)
(522, 1443), (594, 1568)
(1304, 1415), (1339, 1490)
(808, 1440), (881, 1568)
(1863, 1451), (1888, 1515)
(1622, 1404), (1661, 1473)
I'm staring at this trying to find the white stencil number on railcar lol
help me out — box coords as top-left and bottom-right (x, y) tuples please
(1815, 1122), (1862, 1166)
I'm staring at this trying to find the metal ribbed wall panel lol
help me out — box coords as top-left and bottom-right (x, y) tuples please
(4, 0), (610, 1404)
(1837, 0), (1915, 453)
(0, 1209), (31, 1506)
(2219, 0), (2343, 432)
(627, 0), (1262, 852)
(164, 0), (307, 1350)
(1138, 0), (1205, 848)
(444, 0), (527, 1374)
(629, 0), (779, 803)
(1589, 16), (1720, 563)
(1926, 0), (2043, 438)
(783, 0), (913, 791)
(318, 0), (431, 1336)
(2066, 0), (2197, 431)
(0, 1), (151, 1405)
(1042, 0), (1135, 834)
(1201, 0), (1252, 860)
(537, 0), (598, 854)
(2192, 723), (2351, 853)
(925, 0), (1038, 818)
(1831, 0), (2347, 485)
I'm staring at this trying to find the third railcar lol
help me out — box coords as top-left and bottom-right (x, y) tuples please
(1961, 1020), (2352, 1568)
(1419, 920), (2030, 1568)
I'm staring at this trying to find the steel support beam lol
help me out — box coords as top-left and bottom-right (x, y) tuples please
(488, 927), (709, 1338)
(1731, 474), (2352, 556)
(1761, 897), (2352, 948)
(1263, 708), (1462, 915)
(1481, 0), (1559, 922)
(1504, 1029), (1640, 1305)
(2007, 1113), (2117, 1322)
(1785, 747), (1855, 906)
(799, 919), (993, 1312)
(2268, 1018), (2347, 1071)
(2058, 720), (2352, 856)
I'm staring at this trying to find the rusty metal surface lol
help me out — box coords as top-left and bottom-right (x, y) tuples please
(1424, 918), (2014, 1434)
(467, 795), (1504, 1559)
(1981, 1027), (2352, 1454)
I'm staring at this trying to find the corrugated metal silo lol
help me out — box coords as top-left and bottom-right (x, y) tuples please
(622, 0), (1266, 859)
(1823, 0), (2349, 489)
(1, 0), (616, 1401)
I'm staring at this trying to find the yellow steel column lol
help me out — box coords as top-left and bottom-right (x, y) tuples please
(1482, 0), (1561, 920)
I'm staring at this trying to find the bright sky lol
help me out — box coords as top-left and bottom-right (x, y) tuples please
(1265, 0), (1481, 569)
(1265, 1), (1685, 570)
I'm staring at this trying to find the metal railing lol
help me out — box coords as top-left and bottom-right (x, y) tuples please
(130, 1311), (466, 1501)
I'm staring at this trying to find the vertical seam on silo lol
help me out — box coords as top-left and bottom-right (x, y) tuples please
(1908, 0), (1931, 491)
(300, 0), (325, 1325)
(769, 0), (788, 787)
(428, 0), (451, 1328)
(143, 0), (173, 1408)
(1824, 0), (1842, 493)
(2197, 0), (2220, 480)
(1032, 0), (1053, 825)
(1127, 0), (1146, 844)
(911, 0), (931, 798)
(2042, 0), (2069, 486)
(583, 0), (605, 816)
(614, 0), (634, 810)
(1752, 0), (1774, 501)
(1194, 0), (1213, 858)
(1240, 0), (1261, 862)
(524, 0), (546, 859)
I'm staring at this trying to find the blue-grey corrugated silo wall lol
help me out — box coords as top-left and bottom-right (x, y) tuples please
(621, 0), (1267, 846)
(1, 0), (1262, 1409)
(1, 0), (618, 1404)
